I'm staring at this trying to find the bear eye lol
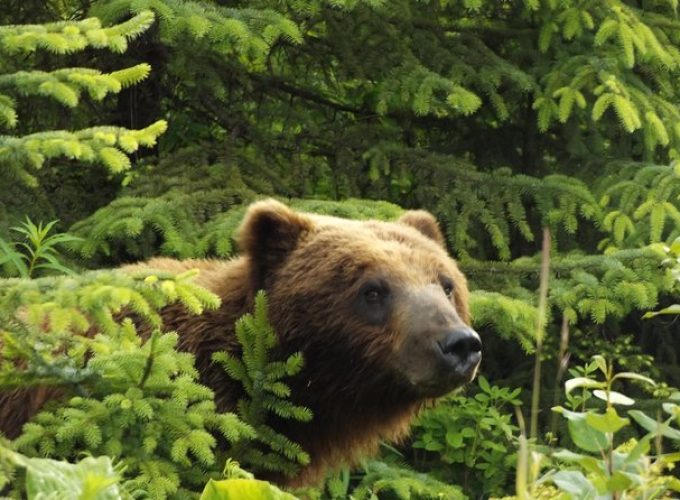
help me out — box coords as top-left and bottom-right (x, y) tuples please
(362, 280), (389, 305)
(356, 279), (391, 325)
(441, 278), (454, 298)
(364, 287), (383, 304)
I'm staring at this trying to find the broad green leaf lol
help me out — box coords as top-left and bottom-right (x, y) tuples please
(551, 470), (597, 497)
(565, 377), (604, 394)
(629, 410), (680, 440)
(591, 355), (607, 375)
(5, 452), (121, 500)
(445, 431), (464, 448)
(478, 375), (490, 393)
(424, 440), (444, 452)
(669, 477), (680, 492)
(612, 372), (656, 386)
(552, 449), (602, 474)
(199, 478), (297, 500)
(585, 408), (629, 433)
(606, 471), (633, 492)
(593, 389), (634, 406)
(553, 407), (608, 452)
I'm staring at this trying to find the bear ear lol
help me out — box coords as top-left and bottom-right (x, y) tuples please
(398, 210), (446, 247)
(238, 199), (313, 288)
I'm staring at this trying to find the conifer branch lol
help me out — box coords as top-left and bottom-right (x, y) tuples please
(213, 291), (311, 477)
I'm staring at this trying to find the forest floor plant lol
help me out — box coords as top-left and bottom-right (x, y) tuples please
(509, 358), (680, 499)
(0, 218), (80, 278)
(411, 376), (522, 497)
(212, 291), (312, 478)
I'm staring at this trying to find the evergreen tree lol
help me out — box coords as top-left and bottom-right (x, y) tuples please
(0, 8), (166, 232)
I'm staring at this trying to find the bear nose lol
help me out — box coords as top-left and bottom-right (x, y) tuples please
(437, 327), (482, 362)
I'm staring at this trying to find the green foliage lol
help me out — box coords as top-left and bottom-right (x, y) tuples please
(69, 151), (404, 262)
(2, 122), (168, 185)
(4, 0), (680, 498)
(548, 247), (670, 324)
(411, 377), (521, 497)
(469, 291), (538, 351)
(599, 163), (680, 248)
(533, 2), (680, 154)
(565, 331), (658, 392)
(213, 291), (311, 478)
(200, 459), (296, 500)
(199, 458), (297, 499)
(350, 461), (467, 500)
(1, 62), (151, 110)
(645, 234), (680, 319)
(200, 478), (296, 500)
(0, 269), (256, 498)
(363, 150), (602, 261)
(0, 12), (154, 56)
(519, 356), (680, 499)
(464, 245), (672, 326)
(375, 60), (483, 118)
(13, 329), (253, 498)
(0, 10), (166, 187)
(91, 0), (303, 72)
(64, 149), (255, 262)
(0, 217), (79, 278)
(0, 445), (123, 500)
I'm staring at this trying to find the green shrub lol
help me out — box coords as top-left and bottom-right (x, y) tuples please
(411, 377), (521, 497)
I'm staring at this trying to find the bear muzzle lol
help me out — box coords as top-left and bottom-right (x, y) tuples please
(393, 324), (482, 397)
(436, 327), (482, 381)
(389, 285), (482, 397)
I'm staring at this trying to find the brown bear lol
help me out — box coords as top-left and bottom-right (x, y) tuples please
(0, 200), (481, 485)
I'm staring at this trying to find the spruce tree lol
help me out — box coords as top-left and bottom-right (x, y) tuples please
(0, 8), (166, 232)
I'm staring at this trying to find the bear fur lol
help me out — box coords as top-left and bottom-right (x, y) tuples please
(0, 200), (480, 486)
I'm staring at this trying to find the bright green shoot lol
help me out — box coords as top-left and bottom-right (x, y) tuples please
(563, 354), (657, 410)
(0, 217), (80, 278)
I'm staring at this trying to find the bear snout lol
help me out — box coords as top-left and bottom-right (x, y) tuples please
(436, 327), (482, 380)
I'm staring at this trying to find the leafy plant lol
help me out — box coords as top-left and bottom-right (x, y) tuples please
(535, 356), (680, 499)
(0, 218), (80, 278)
(411, 376), (521, 497)
(0, 445), (123, 499)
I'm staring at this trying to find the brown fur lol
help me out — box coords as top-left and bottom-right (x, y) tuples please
(0, 200), (473, 486)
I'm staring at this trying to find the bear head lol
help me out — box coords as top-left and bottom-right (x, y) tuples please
(238, 199), (481, 400)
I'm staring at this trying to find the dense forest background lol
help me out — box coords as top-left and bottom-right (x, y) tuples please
(2, 0), (680, 498)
